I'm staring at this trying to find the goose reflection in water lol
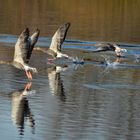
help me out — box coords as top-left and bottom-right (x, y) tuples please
(11, 82), (35, 135)
(101, 55), (122, 66)
(47, 65), (68, 101)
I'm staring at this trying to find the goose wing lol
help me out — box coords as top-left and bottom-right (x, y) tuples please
(94, 43), (115, 52)
(49, 22), (71, 52)
(14, 28), (30, 64)
(26, 29), (40, 63)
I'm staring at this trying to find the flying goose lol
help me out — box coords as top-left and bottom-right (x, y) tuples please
(36, 23), (71, 60)
(12, 28), (40, 80)
(93, 43), (127, 57)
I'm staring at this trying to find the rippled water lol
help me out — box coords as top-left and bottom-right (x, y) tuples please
(0, 35), (140, 140)
(0, 0), (140, 140)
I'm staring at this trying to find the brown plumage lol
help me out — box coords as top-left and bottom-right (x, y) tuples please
(93, 43), (127, 57)
(36, 23), (71, 60)
(13, 28), (40, 80)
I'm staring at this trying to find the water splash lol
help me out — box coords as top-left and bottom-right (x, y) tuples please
(101, 55), (120, 67)
(135, 53), (140, 59)
(69, 56), (84, 65)
(134, 52), (140, 63)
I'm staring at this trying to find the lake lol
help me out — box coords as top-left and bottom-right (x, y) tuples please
(0, 0), (140, 140)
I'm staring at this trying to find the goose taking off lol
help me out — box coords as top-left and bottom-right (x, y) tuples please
(35, 23), (71, 60)
(93, 43), (127, 57)
(47, 22), (71, 60)
(12, 28), (40, 80)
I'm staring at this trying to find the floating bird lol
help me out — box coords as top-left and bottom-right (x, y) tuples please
(12, 28), (40, 80)
(93, 43), (127, 57)
(35, 23), (71, 61)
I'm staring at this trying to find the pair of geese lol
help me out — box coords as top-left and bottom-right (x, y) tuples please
(8, 22), (127, 80)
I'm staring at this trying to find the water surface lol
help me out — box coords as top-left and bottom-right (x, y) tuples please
(0, 37), (140, 140)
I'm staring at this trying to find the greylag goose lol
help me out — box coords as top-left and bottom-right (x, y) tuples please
(36, 23), (71, 60)
(94, 43), (127, 57)
(12, 28), (40, 80)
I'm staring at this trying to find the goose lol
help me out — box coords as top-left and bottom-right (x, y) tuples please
(94, 43), (127, 57)
(12, 28), (40, 80)
(36, 22), (71, 61)
(0, 28), (40, 80)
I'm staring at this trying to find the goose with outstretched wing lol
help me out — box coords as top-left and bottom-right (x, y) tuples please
(93, 43), (127, 57)
(36, 23), (71, 60)
(12, 28), (40, 80)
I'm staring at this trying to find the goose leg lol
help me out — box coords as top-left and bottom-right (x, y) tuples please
(25, 70), (32, 80)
